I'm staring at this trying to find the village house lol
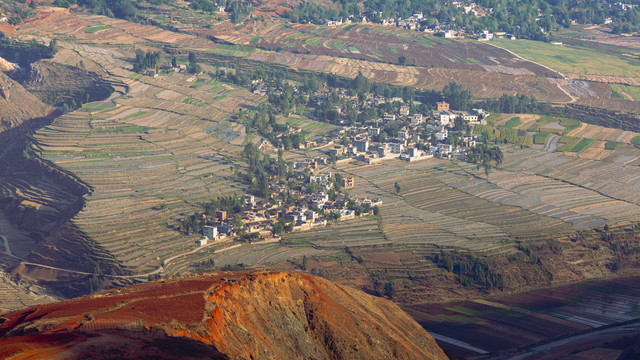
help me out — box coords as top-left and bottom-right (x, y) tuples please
(383, 113), (396, 122)
(244, 194), (255, 207)
(203, 225), (218, 240)
(388, 142), (405, 154)
(311, 192), (329, 208)
(342, 176), (355, 189)
(354, 139), (369, 153)
(436, 128), (449, 141)
(439, 110), (456, 126)
(409, 114), (424, 126)
(436, 101), (450, 111)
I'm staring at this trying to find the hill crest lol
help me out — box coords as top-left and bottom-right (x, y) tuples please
(0, 271), (448, 360)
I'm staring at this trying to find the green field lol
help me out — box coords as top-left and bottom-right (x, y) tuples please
(534, 132), (551, 145)
(605, 141), (624, 150)
(85, 25), (112, 33)
(504, 117), (521, 128)
(493, 38), (640, 78)
(609, 84), (640, 101)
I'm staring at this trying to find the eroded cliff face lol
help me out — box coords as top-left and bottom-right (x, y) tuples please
(0, 69), (50, 132)
(0, 271), (448, 360)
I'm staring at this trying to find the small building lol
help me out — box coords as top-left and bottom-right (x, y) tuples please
(383, 114), (396, 122)
(479, 30), (494, 41)
(399, 105), (410, 116)
(354, 140), (369, 153)
(439, 110), (456, 126)
(436, 101), (450, 112)
(409, 114), (424, 126)
(244, 194), (255, 206)
(368, 127), (381, 136)
(196, 237), (208, 246)
(216, 210), (227, 221)
(311, 192), (329, 208)
(342, 176), (355, 189)
(439, 30), (455, 38)
(398, 129), (410, 140)
(388, 142), (404, 154)
(203, 226), (218, 240)
(435, 129), (449, 141)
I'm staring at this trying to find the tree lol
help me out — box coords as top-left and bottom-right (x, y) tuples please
(398, 55), (407, 65)
(188, 51), (197, 65)
(394, 181), (401, 193)
(442, 81), (472, 110)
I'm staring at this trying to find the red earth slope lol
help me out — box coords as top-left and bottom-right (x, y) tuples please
(0, 271), (448, 360)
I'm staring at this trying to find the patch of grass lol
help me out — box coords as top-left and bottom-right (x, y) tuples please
(504, 117), (522, 128)
(631, 136), (640, 148)
(534, 132), (551, 145)
(605, 141), (624, 150)
(189, 83), (204, 88)
(91, 125), (150, 134)
(568, 138), (594, 152)
(305, 37), (323, 47)
(125, 111), (147, 119)
(343, 24), (357, 31)
(250, 36), (260, 43)
(85, 25), (112, 33)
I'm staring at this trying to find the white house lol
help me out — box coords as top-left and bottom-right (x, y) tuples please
(435, 129), (449, 141)
(388, 142), (405, 154)
(203, 225), (218, 240)
(439, 110), (456, 126)
(197, 237), (208, 246)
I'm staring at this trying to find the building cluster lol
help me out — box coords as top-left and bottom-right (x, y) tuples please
(196, 169), (379, 246)
(320, 99), (487, 163)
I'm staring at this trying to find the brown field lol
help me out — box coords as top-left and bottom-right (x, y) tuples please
(406, 276), (640, 357)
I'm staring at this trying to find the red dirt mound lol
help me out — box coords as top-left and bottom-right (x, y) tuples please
(0, 271), (448, 360)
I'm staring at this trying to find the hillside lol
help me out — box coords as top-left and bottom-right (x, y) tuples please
(0, 271), (449, 360)
(0, 68), (50, 132)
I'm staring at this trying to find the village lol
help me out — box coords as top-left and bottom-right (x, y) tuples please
(193, 86), (490, 247)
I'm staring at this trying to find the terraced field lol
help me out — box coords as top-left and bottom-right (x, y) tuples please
(285, 146), (640, 260)
(29, 41), (268, 274)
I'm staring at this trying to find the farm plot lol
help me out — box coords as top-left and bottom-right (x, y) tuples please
(502, 147), (640, 215)
(493, 38), (640, 78)
(248, 24), (551, 76)
(406, 276), (640, 357)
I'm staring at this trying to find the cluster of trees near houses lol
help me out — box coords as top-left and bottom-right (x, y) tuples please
(190, 0), (253, 23)
(283, 0), (640, 40)
(467, 141), (504, 176)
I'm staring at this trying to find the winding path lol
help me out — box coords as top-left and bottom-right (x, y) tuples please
(0, 232), (234, 279)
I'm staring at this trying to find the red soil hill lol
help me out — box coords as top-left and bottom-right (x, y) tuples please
(0, 271), (448, 360)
